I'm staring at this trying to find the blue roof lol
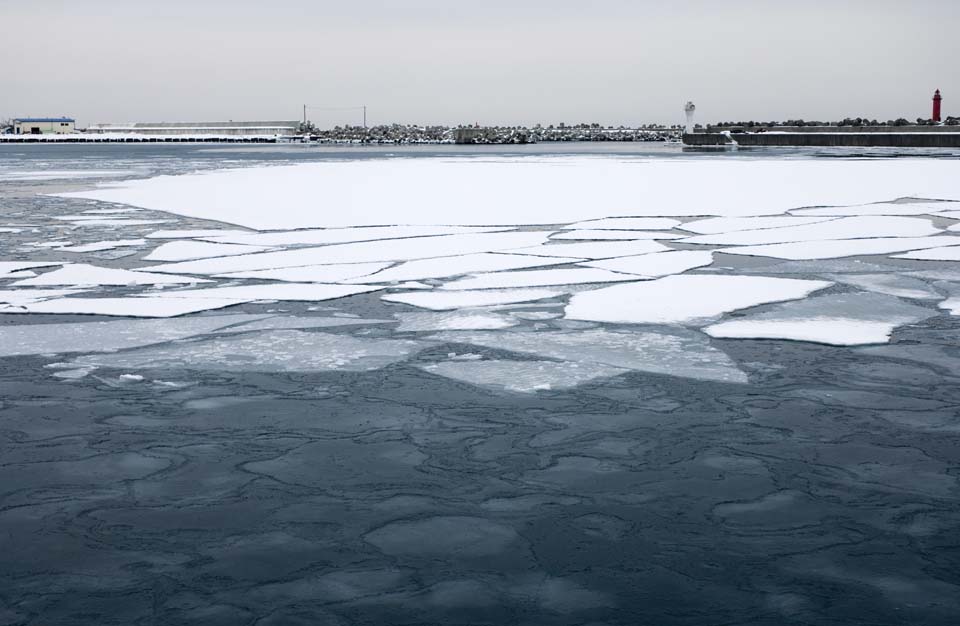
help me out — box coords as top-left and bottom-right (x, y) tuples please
(14, 117), (75, 123)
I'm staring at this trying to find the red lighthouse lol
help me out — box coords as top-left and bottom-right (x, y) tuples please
(933, 89), (942, 123)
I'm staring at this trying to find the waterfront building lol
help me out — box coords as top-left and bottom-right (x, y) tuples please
(85, 121), (300, 136)
(12, 117), (75, 135)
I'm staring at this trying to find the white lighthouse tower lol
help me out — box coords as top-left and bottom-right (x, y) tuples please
(684, 101), (696, 135)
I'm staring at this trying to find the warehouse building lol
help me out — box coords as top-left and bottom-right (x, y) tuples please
(85, 121), (300, 136)
(13, 117), (76, 135)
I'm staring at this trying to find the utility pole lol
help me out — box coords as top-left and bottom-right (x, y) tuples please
(303, 104), (307, 125)
(363, 105), (367, 129)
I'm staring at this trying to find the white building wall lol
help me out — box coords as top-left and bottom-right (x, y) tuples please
(14, 120), (75, 134)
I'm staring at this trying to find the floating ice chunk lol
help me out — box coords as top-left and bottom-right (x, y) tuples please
(893, 247), (960, 261)
(582, 250), (714, 277)
(395, 311), (517, 331)
(71, 330), (427, 372)
(432, 327), (748, 383)
(550, 230), (683, 241)
(440, 268), (636, 291)
(141, 232), (551, 275)
(1, 270), (37, 279)
(824, 273), (942, 300)
(0, 169), (139, 181)
(704, 292), (937, 345)
(737, 259), (901, 275)
(511, 240), (669, 259)
(146, 229), (252, 239)
(678, 216), (834, 234)
(790, 202), (960, 217)
(154, 283), (380, 302)
(566, 275), (831, 325)
(216, 262), (391, 283)
(62, 219), (171, 227)
(82, 208), (141, 215)
(343, 253), (584, 284)
(938, 298), (960, 315)
(143, 240), (273, 262)
(202, 225), (513, 246)
(13, 264), (209, 286)
(681, 217), (940, 246)
(0, 227), (22, 233)
(0, 289), (83, 307)
(211, 315), (395, 334)
(52, 368), (96, 380)
(57, 158), (960, 228)
(722, 236), (960, 260)
(0, 314), (269, 356)
(9, 296), (249, 318)
(935, 211), (960, 220)
(383, 288), (566, 311)
(419, 360), (629, 393)
(0, 262), (64, 278)
(58, 239), (146, 253)
(564, 217), (681, 230)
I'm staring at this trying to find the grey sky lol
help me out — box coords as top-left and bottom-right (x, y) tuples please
(3, 0), (957, 127)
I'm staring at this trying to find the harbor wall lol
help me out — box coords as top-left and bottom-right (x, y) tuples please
(683, 133), (960, 147)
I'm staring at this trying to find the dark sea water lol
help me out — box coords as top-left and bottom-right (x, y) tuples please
(1, 144), (959, 625)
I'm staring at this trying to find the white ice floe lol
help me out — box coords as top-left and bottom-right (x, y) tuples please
(0, 314), (270, 356)
(141, 232), (551, 276)
(143, 240), (273, 262)
(70, 330), (427, 372)
(704, 292), (937, 345)
(935, 211), (960, 220)
(824, 273), (942, 300)
(81, 208), (141, 215)
(721, 236), (960, 260)
(211, 315), (395, 334)
(0, 262), (64, 278)
(582, 250), (714, 278)
(146, 229), (252, 239)
(1, 270), (37, 279)
(511, 240), (669, 260)
(0, 227), (22, 233)
(58, 239), (146, 253)
(680, 217), (941, 246)
(8, 296), (249, 318)
(563, 217), (681, 230)
(217, 262), (391, 283)
(419, 360), (628, 393)
(395, 311), (517, 331)
(550, 230), (683, 241)
(154, 283), (380, 303)
(384, 288), (566, 311)
(13, 264), (209, 286)
(0, 169), (139, 181)
(432, 327), (748, 383)
(202, 225), (513, 246)
(440, 268), (637, 291)
(61, 219), (171, 227)
(57, 158), (960, 229)
(678, 216), (834, 234)
(0, 289), (82, 308)
(344, 253), (585, 284)
(790, 202), (960, 217)
(565, 275), (831, 325)
(893, 247), (960, 261)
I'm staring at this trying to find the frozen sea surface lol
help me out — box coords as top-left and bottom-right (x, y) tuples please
(2, 143), (960, 626)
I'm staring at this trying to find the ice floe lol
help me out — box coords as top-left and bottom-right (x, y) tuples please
(563, 217), (681, 230)
(0, 262), (64, 278)
(893, 247), (960, 261)
(216, 262), (391, 283)
(582, 250), (714, 277)
(721, 236), (960, 260)
(153, 283), (380, 302)
(0, 169), (140, 181)
(440, 268), (637, 290)
(565, 275), (831, 325)
(61, 219), (171, 227)
(383, 288), (566, 311)
(704, 292), (937, 345)
(8, 296), (249, 318)
(550, 230), (683, 240)
(57, 158), (960, 228)
(70, 330), (427, 372)
(211, 315), (395, 334)
(13, 264), (209, 286)
(343, 253), (585, 284)
(143, 240), (273, 262)
(146, 229), (252, 239)
(418, 360), (628, 393)
(681, 217), (940, 246)
(790, 202), (960, 217)
(57, 239), (146, 253)
(141, 232), (551, 275)
(0, 289), (82, 308)
(511, 240), (669, 259)
(432, 327), (747, 383)
(395, 311), (517, 331)
(824, 273), (942, 300)
(678, 216), (833, 234)
(202, 225), (513, 246)
(0, 314), (270, 356)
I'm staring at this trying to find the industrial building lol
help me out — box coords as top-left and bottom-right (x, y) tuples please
(85, 121), (300, 136)
(13, 117), (75, 135)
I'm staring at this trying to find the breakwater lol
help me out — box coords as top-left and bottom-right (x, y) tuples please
(684, 131), (960, 147)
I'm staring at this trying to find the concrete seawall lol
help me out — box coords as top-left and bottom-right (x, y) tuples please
(684, 132), (960, 147)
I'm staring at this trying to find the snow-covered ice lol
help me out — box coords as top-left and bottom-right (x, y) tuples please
(217, 262), (392, 283)
(678, 216), (833, 234)
(57, 239), (146, 253)
(893, 247), (960, 261)
(0, 262), (64, 278)
(395, 311), (517, 332)
(383, 288), (566, 311)
(211, 315), (395, 334)
(61, 219), (171, 227)
(0, 289), (82, 307)
(680, 217), (940, 246)
(146, 229), (252, 239)
(13, 264), (209, 286)
(824, 273), (942, 300)
(432, 328), (747, 383)
(5, 296), (248, 318)
(790, 202), (960, 217)
(440, 268), (637, 290)
(343, 253), (585, 284)
(418, 360), (629, 393)
(202, 225), (513, 246)
(143, 241), (273, 262)
(582, 251), (714, 277)
(550, 230), (684, 241)
(565, 275), (831, 325)
(0, 169), (140, 181)
(721, 236), (960, 260)
(704, 292), (936, 345)
(511, 240), (669, 260)
(57, 158), (960, 229)
(153, 283), (380, 303)
(563, 217), (681, 230)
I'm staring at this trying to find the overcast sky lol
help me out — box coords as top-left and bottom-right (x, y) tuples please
(3, 0), (957, 127)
